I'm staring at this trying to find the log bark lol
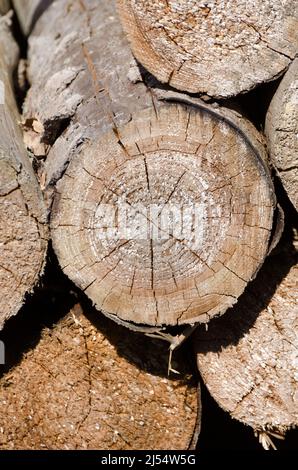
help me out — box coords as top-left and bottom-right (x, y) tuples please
(0, 302), (198, 450)
(265, 58), (298, 212)
(194, 234), (298, 446)
(117, 0), (298, 99)
(11, 0), (53, 34)
(0, 14), (47, 328)
(22, 0), (276, 329)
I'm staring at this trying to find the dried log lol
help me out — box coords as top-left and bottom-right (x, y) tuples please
(266, 58), (298, 212)
(194, 235), (298, 448)
(0, 303), (198, 450)
(22, 0), (276, 329)
(0, 15), (47, 328)
(11, 0), (53, 34)
(117, 0), (298, 98)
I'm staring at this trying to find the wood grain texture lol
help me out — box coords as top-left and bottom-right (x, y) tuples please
(117, 0), (298, 98)
(23, 0), (275, 328)
(50, 103), (275, 327)
(0, 15), (47, 328)
(194, 235), (298, 439)
(0, 303), (198, 450)
(266, 58), (298, 212)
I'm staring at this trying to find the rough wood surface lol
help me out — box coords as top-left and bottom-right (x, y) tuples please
(23, 0), (275, 329)
(0, 303), (198, 450)
(117, 0), (298, 98)
(0, 0), (10, 15)
(0, 15), (47, 328)
(12, 0), (53, 34)
(194, 234), (298, 441)
(266, 58), (298, 212)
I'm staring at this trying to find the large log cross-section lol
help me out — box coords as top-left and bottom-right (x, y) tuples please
(21, 0), (276, 330)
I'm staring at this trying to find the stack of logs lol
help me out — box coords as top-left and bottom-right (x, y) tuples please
(0, 0), (297, 450)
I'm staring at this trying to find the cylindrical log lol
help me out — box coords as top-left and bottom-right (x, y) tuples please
(11, 0), (53, 34)
(0, 15), (47, 328)
(265, 58), (298, 212)
(194, 235), (298, 445)
(22, 0), (276, 329)
(117, 0), (298, 98)
(0, 303), (198, 450)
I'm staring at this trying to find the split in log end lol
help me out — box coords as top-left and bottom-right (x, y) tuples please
(51, 103), (275, 328)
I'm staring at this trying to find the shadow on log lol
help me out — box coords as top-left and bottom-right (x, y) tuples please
(12, 0), (54, 34)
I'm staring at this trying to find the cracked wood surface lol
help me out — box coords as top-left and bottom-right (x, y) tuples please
(12, 0), (54, 34)
(266, 58), (298, 212)
(0, 15), (47, 328)
(22, 0), (275, 328)
(194, 234), (298, 437)
(0, 303), (198, 450)
(117, 0), (298, 98)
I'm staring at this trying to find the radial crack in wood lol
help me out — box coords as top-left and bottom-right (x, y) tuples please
(51, 104), (275, 327)
(12, 0), (54, 35)
(194, 235), (298, 442)
(23, 0), (275, 329)
(266, 58), (298, 212)
(117, 0), (298, 98)
(0, 15), (47, 328)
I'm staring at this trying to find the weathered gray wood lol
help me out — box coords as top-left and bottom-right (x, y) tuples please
(117, 0), (298, 98)
(0, 14), (48, 328)
(194, 235), (298, 448)
(22, 0), (275, 330)
(12, 0), (53, 34)
(266, 58), (298, 212)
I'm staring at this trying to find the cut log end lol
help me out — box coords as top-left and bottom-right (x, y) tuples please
(0, 304), (198, 450)
(194, 236), (298, 438)
(266, 57), (298, 212)
(0, 16), (47, 328)
(0, 161), (46, 327)
(117, 0), (298, 98)
(51, 103), (275, 328)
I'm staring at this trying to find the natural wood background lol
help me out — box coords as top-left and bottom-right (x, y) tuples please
(0, 0), (296, 451)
